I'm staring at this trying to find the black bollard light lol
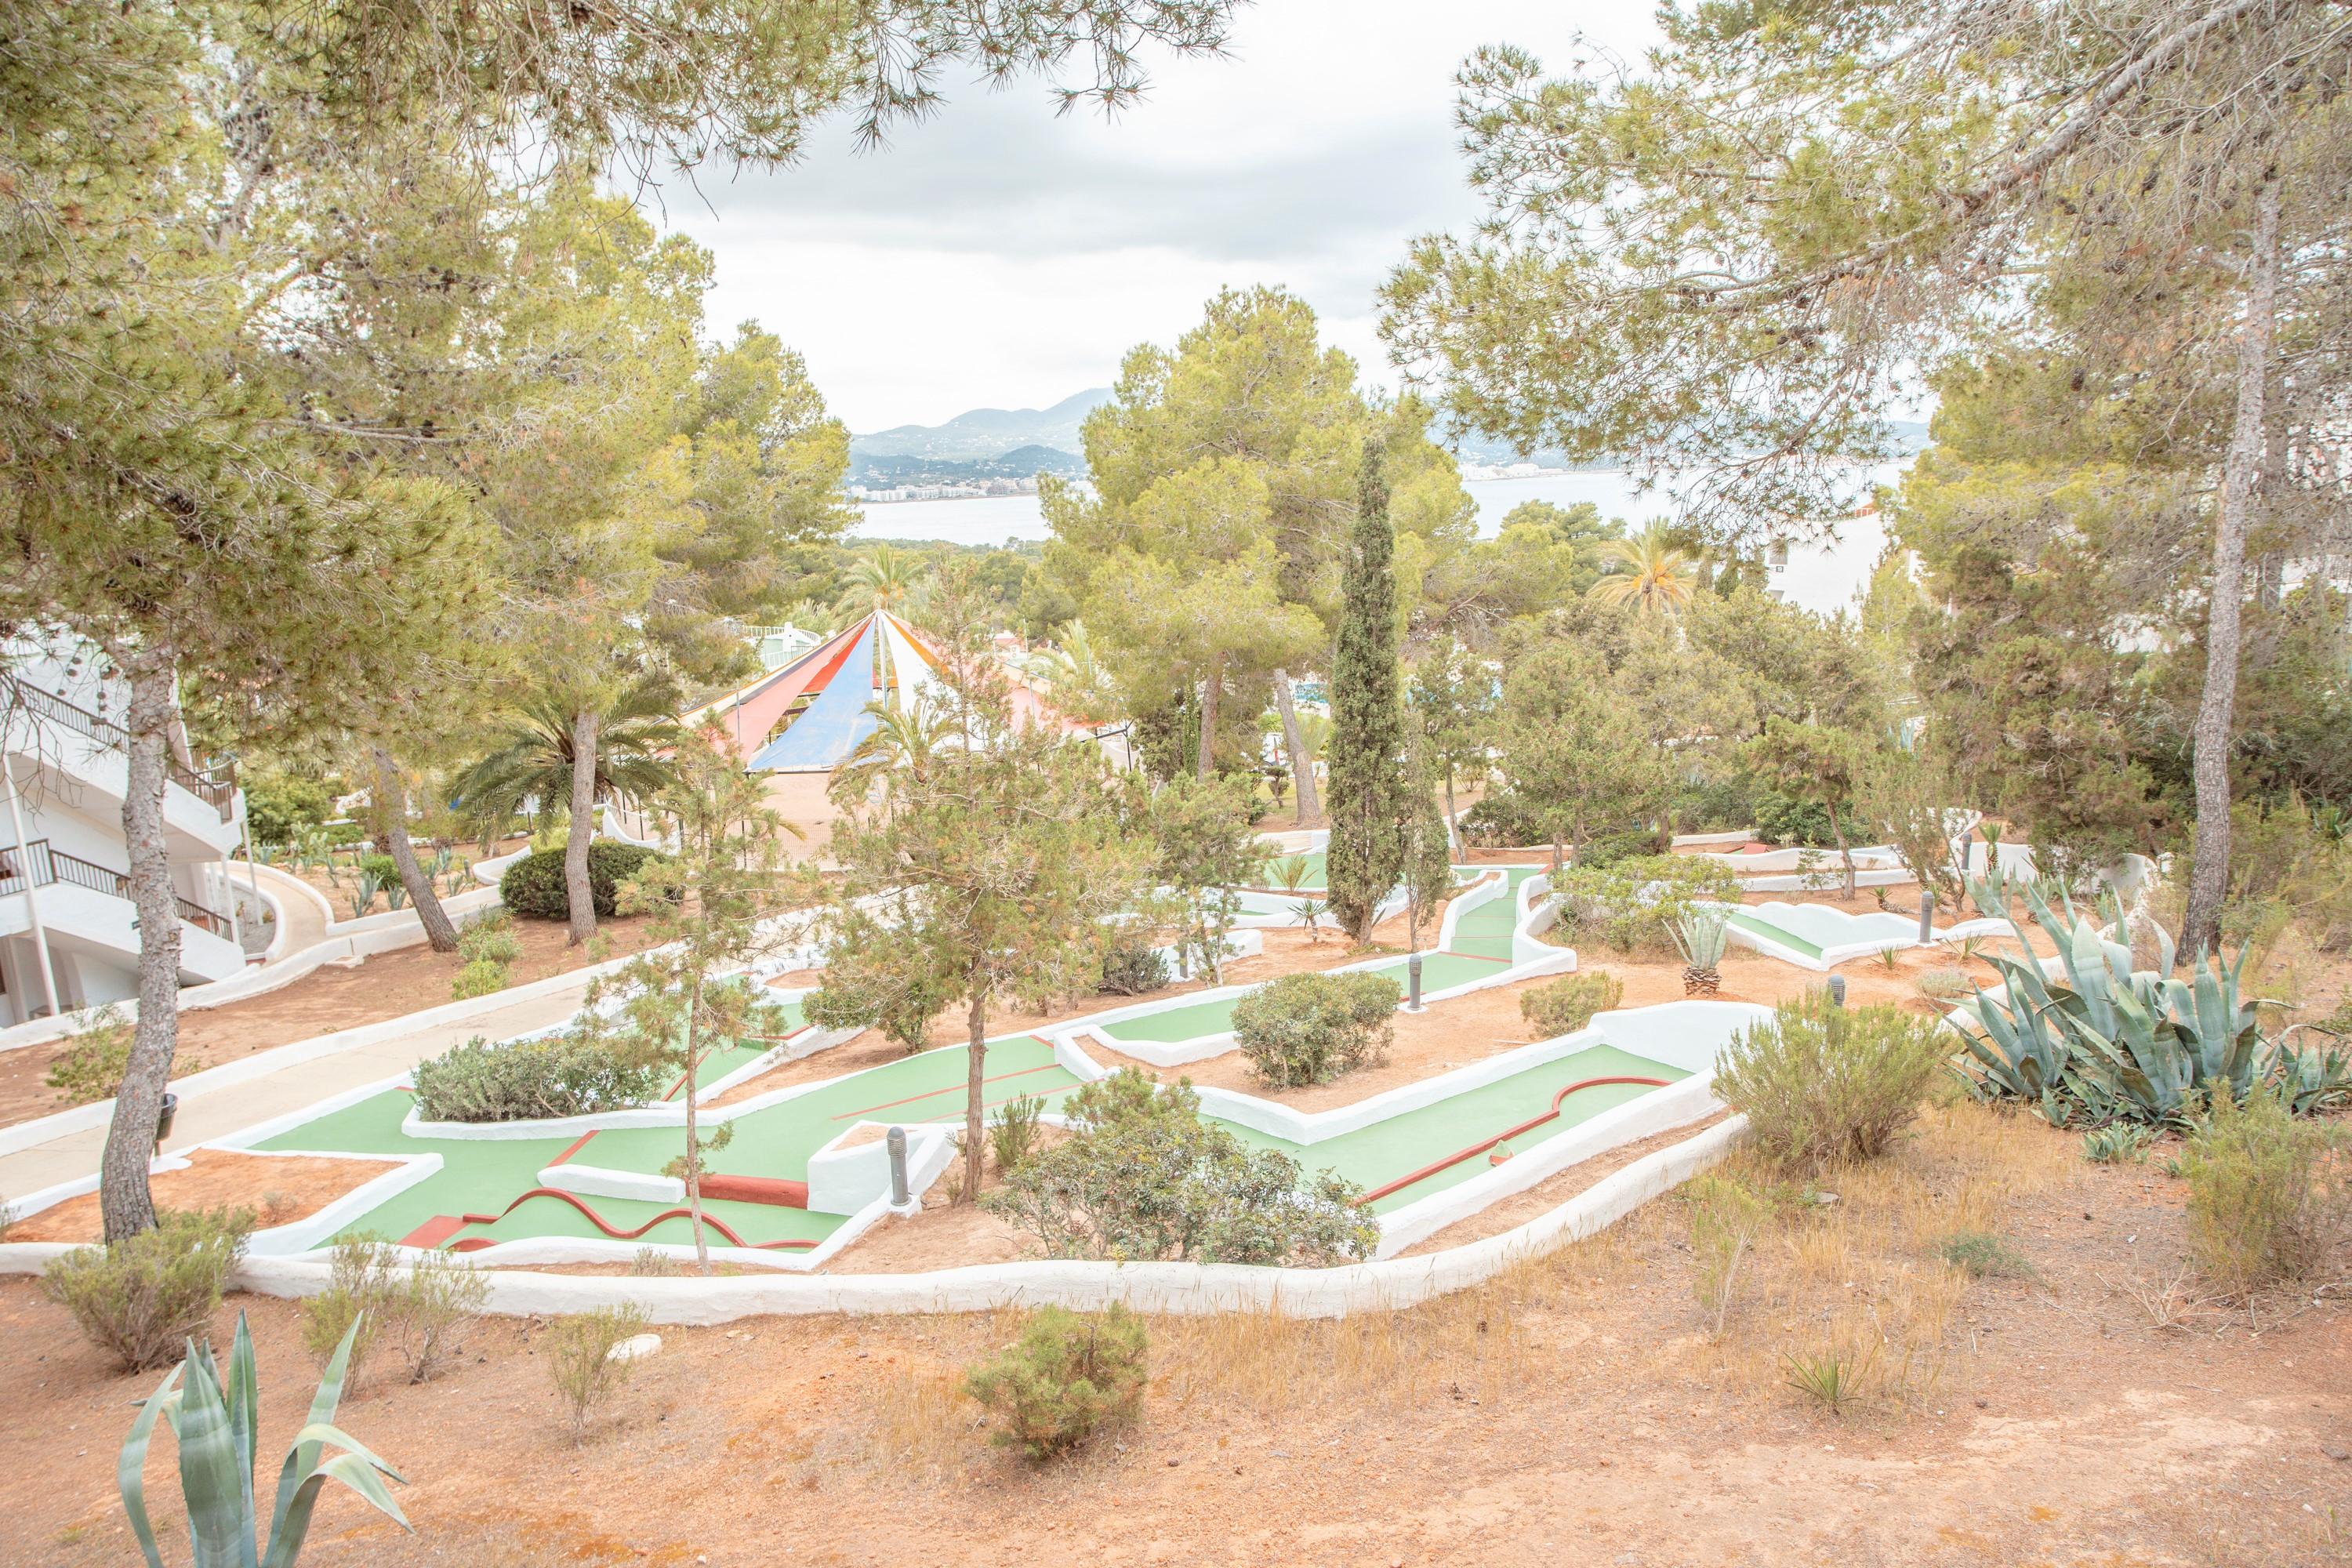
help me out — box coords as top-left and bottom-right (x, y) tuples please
(154, 1091), (178, 1151)
(1827, 974), (1847, 1009)
(1919, 888), (1936, 944)
(1407, 951), (1424, 1012)
(887, 1125), (909, 1207)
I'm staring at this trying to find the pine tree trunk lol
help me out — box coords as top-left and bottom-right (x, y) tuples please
(2182, 179), (2280, 961)
(1196, 659), (1221, 780)
(961, 982), (988, 1202)
(565, 707), (599, 946)
(683, 974), (710, 1274)
(1273, 669), (1319, 822)
(1831, 813), (1855, 901)
(372, 746), (459, 953)
(98, 648), (183, 1242)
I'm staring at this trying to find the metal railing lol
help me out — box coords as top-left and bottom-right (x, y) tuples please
(0, 838), (235, 940)
(9, 684), (239, 819)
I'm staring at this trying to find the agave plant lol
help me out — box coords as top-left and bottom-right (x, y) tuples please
(121, 1314), (407, 1567)
(1953, 886), (2270, 1125)
(347, 870), (382, 922)
(1669, 906), (1732, 996)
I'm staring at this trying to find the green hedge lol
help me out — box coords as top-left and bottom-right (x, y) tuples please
(498, 842), (666, 921)
(411, 1033), (666, 1123)
(1229, 971), (1401, 1087)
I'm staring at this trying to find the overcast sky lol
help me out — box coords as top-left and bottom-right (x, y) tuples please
(661, 2), (1663, 434)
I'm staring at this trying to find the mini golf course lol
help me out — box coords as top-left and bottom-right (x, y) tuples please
(143, 863), (1737, 1272)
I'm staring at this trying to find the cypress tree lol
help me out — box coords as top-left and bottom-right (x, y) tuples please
(1323, 437), (1407, 942)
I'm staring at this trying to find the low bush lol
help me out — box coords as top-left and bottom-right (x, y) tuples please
(1519, 971), (1624, 1039)
(1715, 994), (1951, 1168)
(964, 1305), (1149, 1461)
(986, 1069), (1379, 1265)
(299, 1236), (491, 1385)
(1457, 789), (1546, 847)
(458, 911), (523, 967)
(1937, 1231), (2039, 1281)
(450, 959), (509, 1000)
(1097, 939), (1171, 996)
(1686, 1174), (1771, 1336)
(410, 1033), (666, 1123)
(499, 841), (666, 921)
(2179, 1087), (2351, 1298)
(547, 1302), (652, 1442)
(42, 1009), (136, 1105)
(1548, 855), (1740, 955)
(1913, 966), (1974, 1004)
(42, 1207), (252, 1370)
(359, 852), (401, 885)
(1754, 793), (1867, 850)
(990, 1091), (1046, 1174)
(1229, 971), (1400, 1088)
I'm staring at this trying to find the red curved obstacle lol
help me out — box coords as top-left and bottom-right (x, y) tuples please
(443, 1186), (819, 1252)
(1354, 1074), (1671, 1206)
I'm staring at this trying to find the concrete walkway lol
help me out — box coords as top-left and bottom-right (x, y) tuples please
(0, 975), (599, 1203)
(251, 862), (331, 958)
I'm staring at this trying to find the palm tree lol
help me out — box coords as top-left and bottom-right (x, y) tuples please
(1586, 523), (1699, 615)
(831, 700), (955, 810)
(452, 673), (686, 827)
(834, 544), (931, 619)
(1018, 620), (1121, 723)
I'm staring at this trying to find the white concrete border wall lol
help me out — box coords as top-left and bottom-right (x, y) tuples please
(0, 1116), (1745, 1321)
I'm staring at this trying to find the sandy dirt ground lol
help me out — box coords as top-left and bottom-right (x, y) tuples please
(0, 914), (662, 1131)
(277, 837), (529, 920)
(7, 1150), (397, 1243)
(1, 1103), (2343, 1568)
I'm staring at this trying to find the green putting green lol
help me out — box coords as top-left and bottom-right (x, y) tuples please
(1722, 908), (1826, 960)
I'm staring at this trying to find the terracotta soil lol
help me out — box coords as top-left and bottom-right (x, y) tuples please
(274, 835), (529, 920)
(7, 1149), (397, 1243)
(2, 1112), (2344, 1568)
(0, 914), (662, 1131)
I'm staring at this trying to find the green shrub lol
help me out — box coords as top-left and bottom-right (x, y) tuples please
(1687, 1174), (1772, 1335)
(964, 1305), (1149, 1461)
(1229, 971), (1400, 1088)
(1715, 994), (1951, 1168)
(1519, 971), (1624, 1039)
(2179, 1087), (2352, 1298)
(1754, 793), (1866, 850)
(990, 1091), (1046, 1174)
(410, 1033), (666, 1123)
(546, 1302), (652, 1443)
(458, 911), (524, 967)
(986, 1069), (1380, 1265)
(42, 1207), (252, 1370)
(1458, 790), (1545, 847)
(1549, 855), (1741, 955)
(1937, 1231), (2039, 1281)
(242, 770), (335, 848)
(299, 1236), (491, 1385)
(1097, 939), (1171, 996)
(360, 852), (400, 885)
(450, 959), (509, 1000)
(1914, 966), (1974, 1004)
(42, 1007), (135, 1105)
(498, 841), (666, 921)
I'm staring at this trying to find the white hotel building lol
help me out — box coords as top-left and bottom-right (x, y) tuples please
(1, 635), (252, 1025)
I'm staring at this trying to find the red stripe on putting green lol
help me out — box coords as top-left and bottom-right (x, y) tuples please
(1354, 1075), (1670, 1206)
(697, 1173), (810, 1209)
(451, 1187), (818, 1250)
(547, 1131), (599, 1167)
(398, 1214), (469, 1249)
(829, 1061), (1065, 1121)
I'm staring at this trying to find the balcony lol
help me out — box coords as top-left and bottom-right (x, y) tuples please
(0, 838), (234, 941)
(11, 684), (238, 819)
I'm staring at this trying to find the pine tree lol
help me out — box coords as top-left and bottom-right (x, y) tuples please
(1323, 439), (1407, 942)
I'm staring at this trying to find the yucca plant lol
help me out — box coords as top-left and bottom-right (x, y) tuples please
(120, 1313), (408, 1567)
(1669, 906), (1732, 996)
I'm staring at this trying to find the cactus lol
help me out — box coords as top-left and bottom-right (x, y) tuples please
(118, 1313), (408, 1567)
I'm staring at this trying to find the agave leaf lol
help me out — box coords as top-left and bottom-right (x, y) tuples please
(260, 1450), (411, 1568)
(2152, 919), (2176, 978)
(118, 1363), (185, 1568)
(226, 1314), (260, 1530)
(270, 1316), (363, 1549)
(172, 1340), (257, 1568)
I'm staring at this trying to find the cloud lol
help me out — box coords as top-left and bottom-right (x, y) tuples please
(655, 2), (1662, 430)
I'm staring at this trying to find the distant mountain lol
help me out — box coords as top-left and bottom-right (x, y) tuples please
(851, 388), (1113, 463)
